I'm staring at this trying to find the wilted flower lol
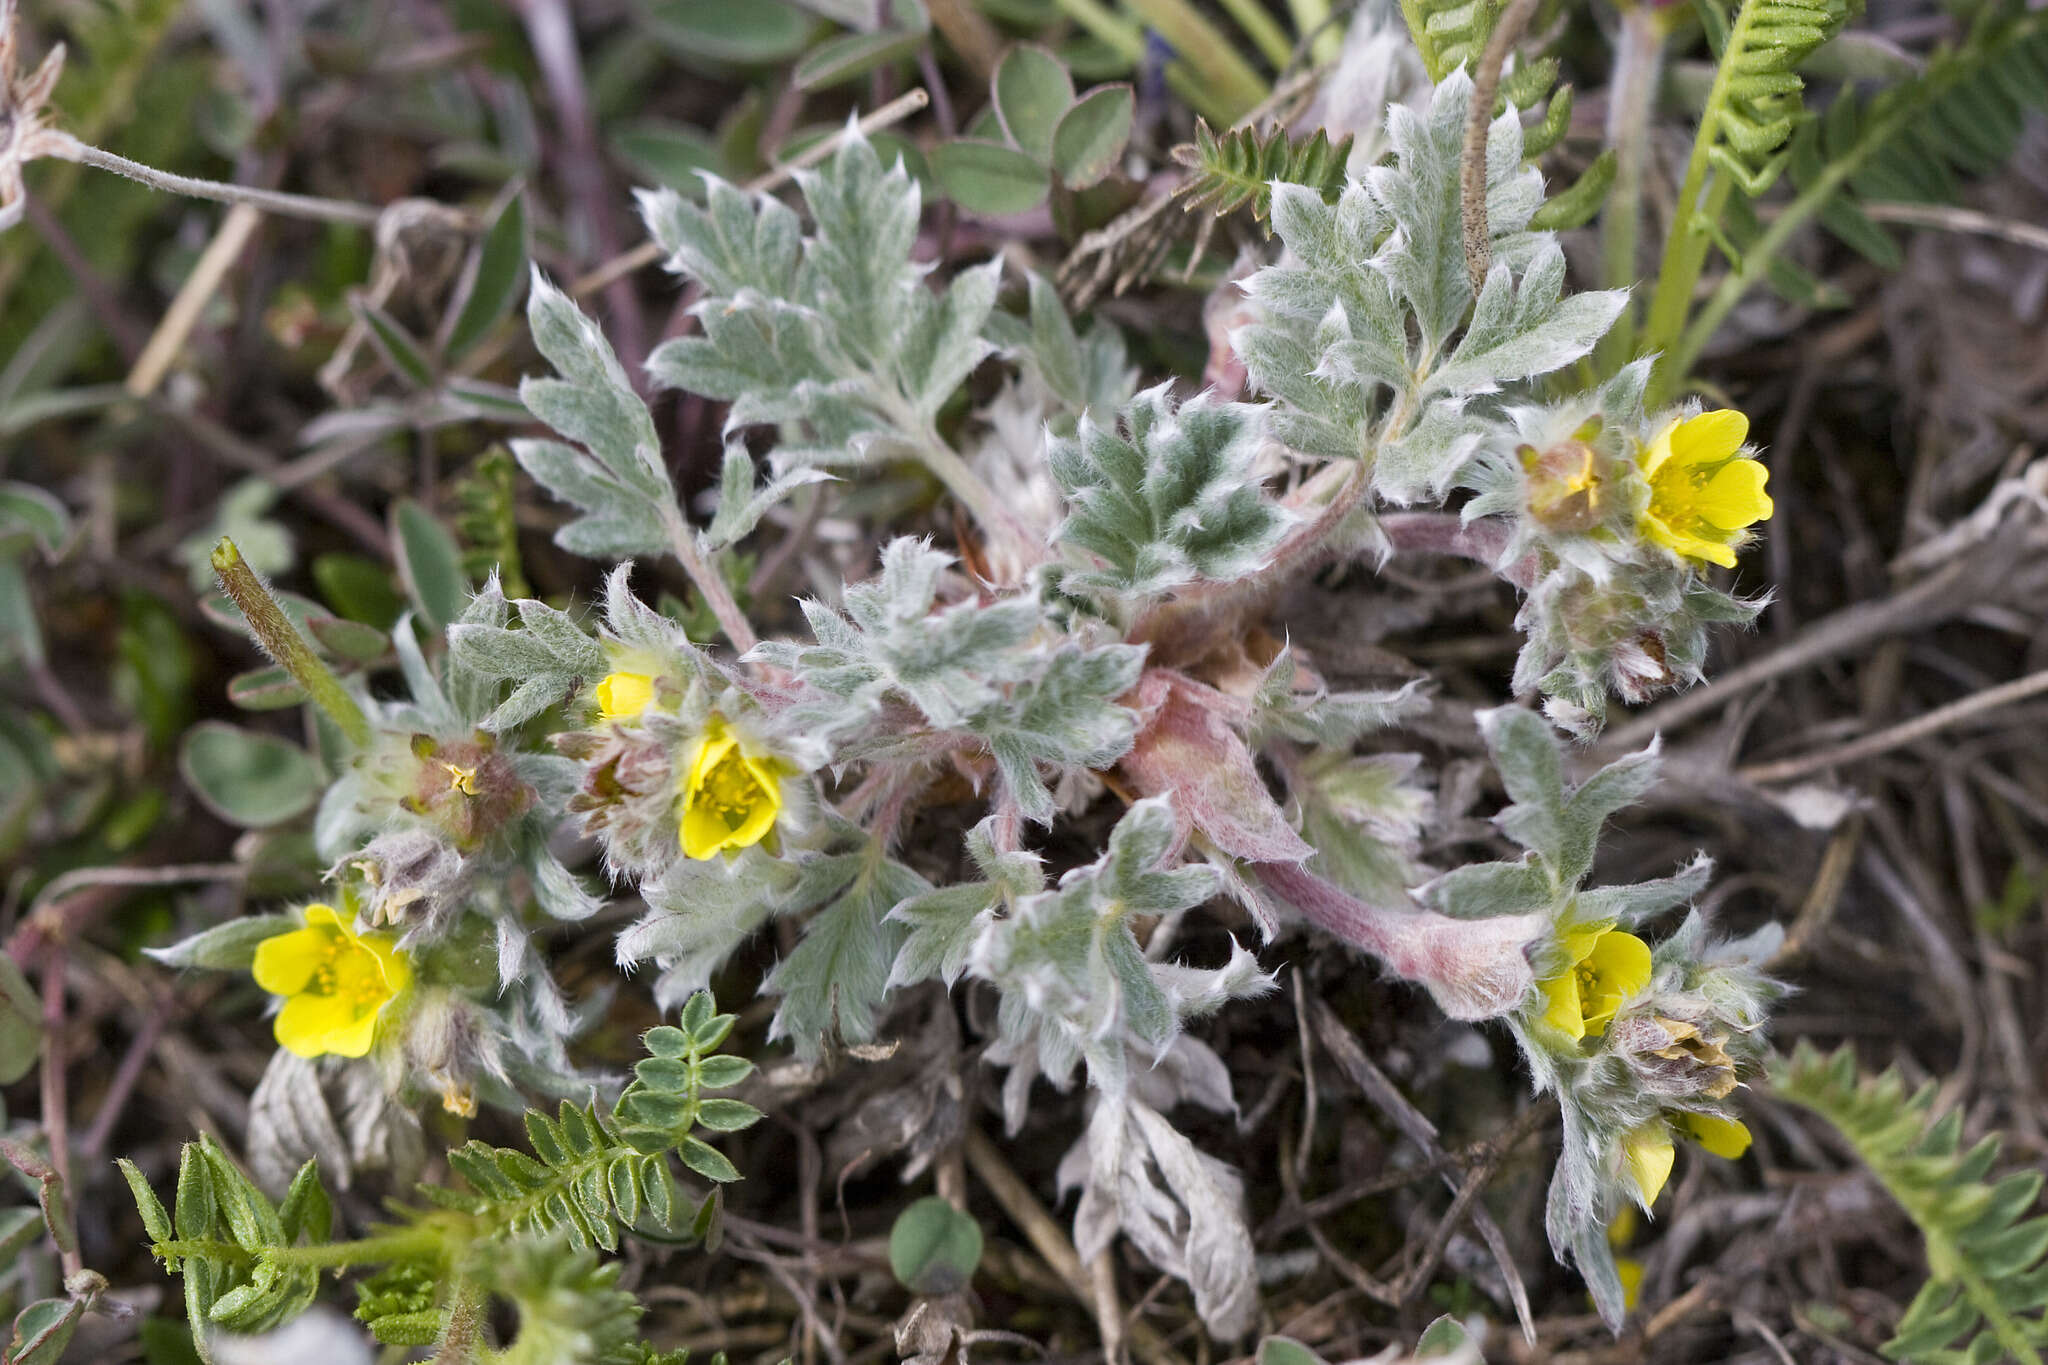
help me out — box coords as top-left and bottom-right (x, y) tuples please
(252, 904), (411, 1059)
(1538, 924), (1652, 1041)
(1520, 430), (1607, 534)
(595, 670), (657, 721)
(679, 717), (783, 860)
(1635, 409), (1773, 569)
(400, 734), (534, 851)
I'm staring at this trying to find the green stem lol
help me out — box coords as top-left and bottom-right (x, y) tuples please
(1048, 0), (1235, 125)
(434, 1276), (491, 1365)
(1957, 1267), (2046, 1365)
(210, 537), (373, 747)
(1397, 0), (1445, 79)
(1121, 0), (1271, 120)
(1638, 0), (1765, 405)
(1213, 0), (1293, 71)
(1594, 8), (1664, 376)
(1284, 0), (1342, 67)
(268, 1228), (447, 1269)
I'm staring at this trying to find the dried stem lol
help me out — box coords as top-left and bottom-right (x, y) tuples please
(48, 133), (384, 226)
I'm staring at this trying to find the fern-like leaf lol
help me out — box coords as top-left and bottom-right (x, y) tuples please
(1695, 0), (1864, 196)
(1170, 122), (1352, 224)
(1775, 1043), (2048, 1365)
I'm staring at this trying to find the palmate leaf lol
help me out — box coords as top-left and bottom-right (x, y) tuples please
(755, 539), (1146, 822)
(640, 129), (1001, 473)
(1238, 73), (1626, 502)
(765, 855), (929, 1060)
(1049, 384), (1291, 603)
(967, 797), (1270, 1103)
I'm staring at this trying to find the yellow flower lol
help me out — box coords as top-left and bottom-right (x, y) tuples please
(251, 904), (411, 1059)
(1622, 1122), (1675, 1208)
(679, 719), (782, 860)
(596, 671), (657, 722)
(1537, 923), (1653, 1041)
(1677, 1111), (1752, 1160)
(1636, 409), (1773, 569)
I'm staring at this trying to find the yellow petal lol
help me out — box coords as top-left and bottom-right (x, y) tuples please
(1636, 420), (1680, 478)
(1607, 1205), (1639, 1248)
(1670, 409), (1749, 466)
(1616, 1256), (1644, 1312)
(1587, 930), (1653, 998)
(1561, 921), (1615, 966)
(251, 926), (327, 997)
(360, 931), (413, 995)
(1680, 1112), (1752, 1160)
(596, 672), (657, 721)
(1690, 458), (1773, 530)
(1539, 969), (1587, 1041)
(274, 991), (369, 1059)
(1623, 1125), (1675, 1208)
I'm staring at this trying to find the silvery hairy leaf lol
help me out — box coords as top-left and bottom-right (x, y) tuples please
(514, 273), (675, 559)
(446, 590), (608, 731)
(968, 797), (1269, 1104)
(1049, 384), (1291, 602)
(766, 854), (930, 1061)
(755, 538), (1145, 822)
(1238, 71), (1626, 503)
(641, 130), (1001, 471)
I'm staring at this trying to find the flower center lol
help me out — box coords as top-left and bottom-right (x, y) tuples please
(700, 750), (765, 832)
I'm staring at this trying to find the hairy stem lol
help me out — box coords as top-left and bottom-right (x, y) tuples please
(49, 133), (386, 227)
(1459, 0), (1543, 298)
(211, 537), (373, 747)
(661, 510), (760, 655)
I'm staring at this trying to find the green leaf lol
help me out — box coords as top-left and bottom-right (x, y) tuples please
(639, 0), (815, 62)
(390, 499), (469, 632)
(7, 1296), (84, 1365)
(794, 29), (925, 91)
(226, 666), (306, 711)
(352, 297), (437, 389)
(993, 43), (1074, 160)
(888, 1195), (984, 1295)
(1051, 84), (1133, 186)
(0, 952), (42, 1085)
(931, 139), (1052, 216)
(178, 723), (324, 828)
(611, 120), (723, 194)
(144, 914), (297, 971)
(0, 481), (71, 556)
(678, 1136), (741, 1184)
(444, 188), (529, 361)
(766, 857), (927, 1061)
(1256, 1339), (1328, 1365)
(0, 1206), (44, 1263)
(311, 553), (403, 629)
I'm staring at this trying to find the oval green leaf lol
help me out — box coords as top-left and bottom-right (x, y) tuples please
(640, 0), (815, 63)
(611, 120), (723, 194)
(991, 43), (1073, 160)
(1052, 83), (1133, 187)
(888, 1195), (984, 1296)
(179, 722), (324, 828)
(994, 43), (1073, 161)
(795, 29), (925, 90)
(930, 139), (1051, 216)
